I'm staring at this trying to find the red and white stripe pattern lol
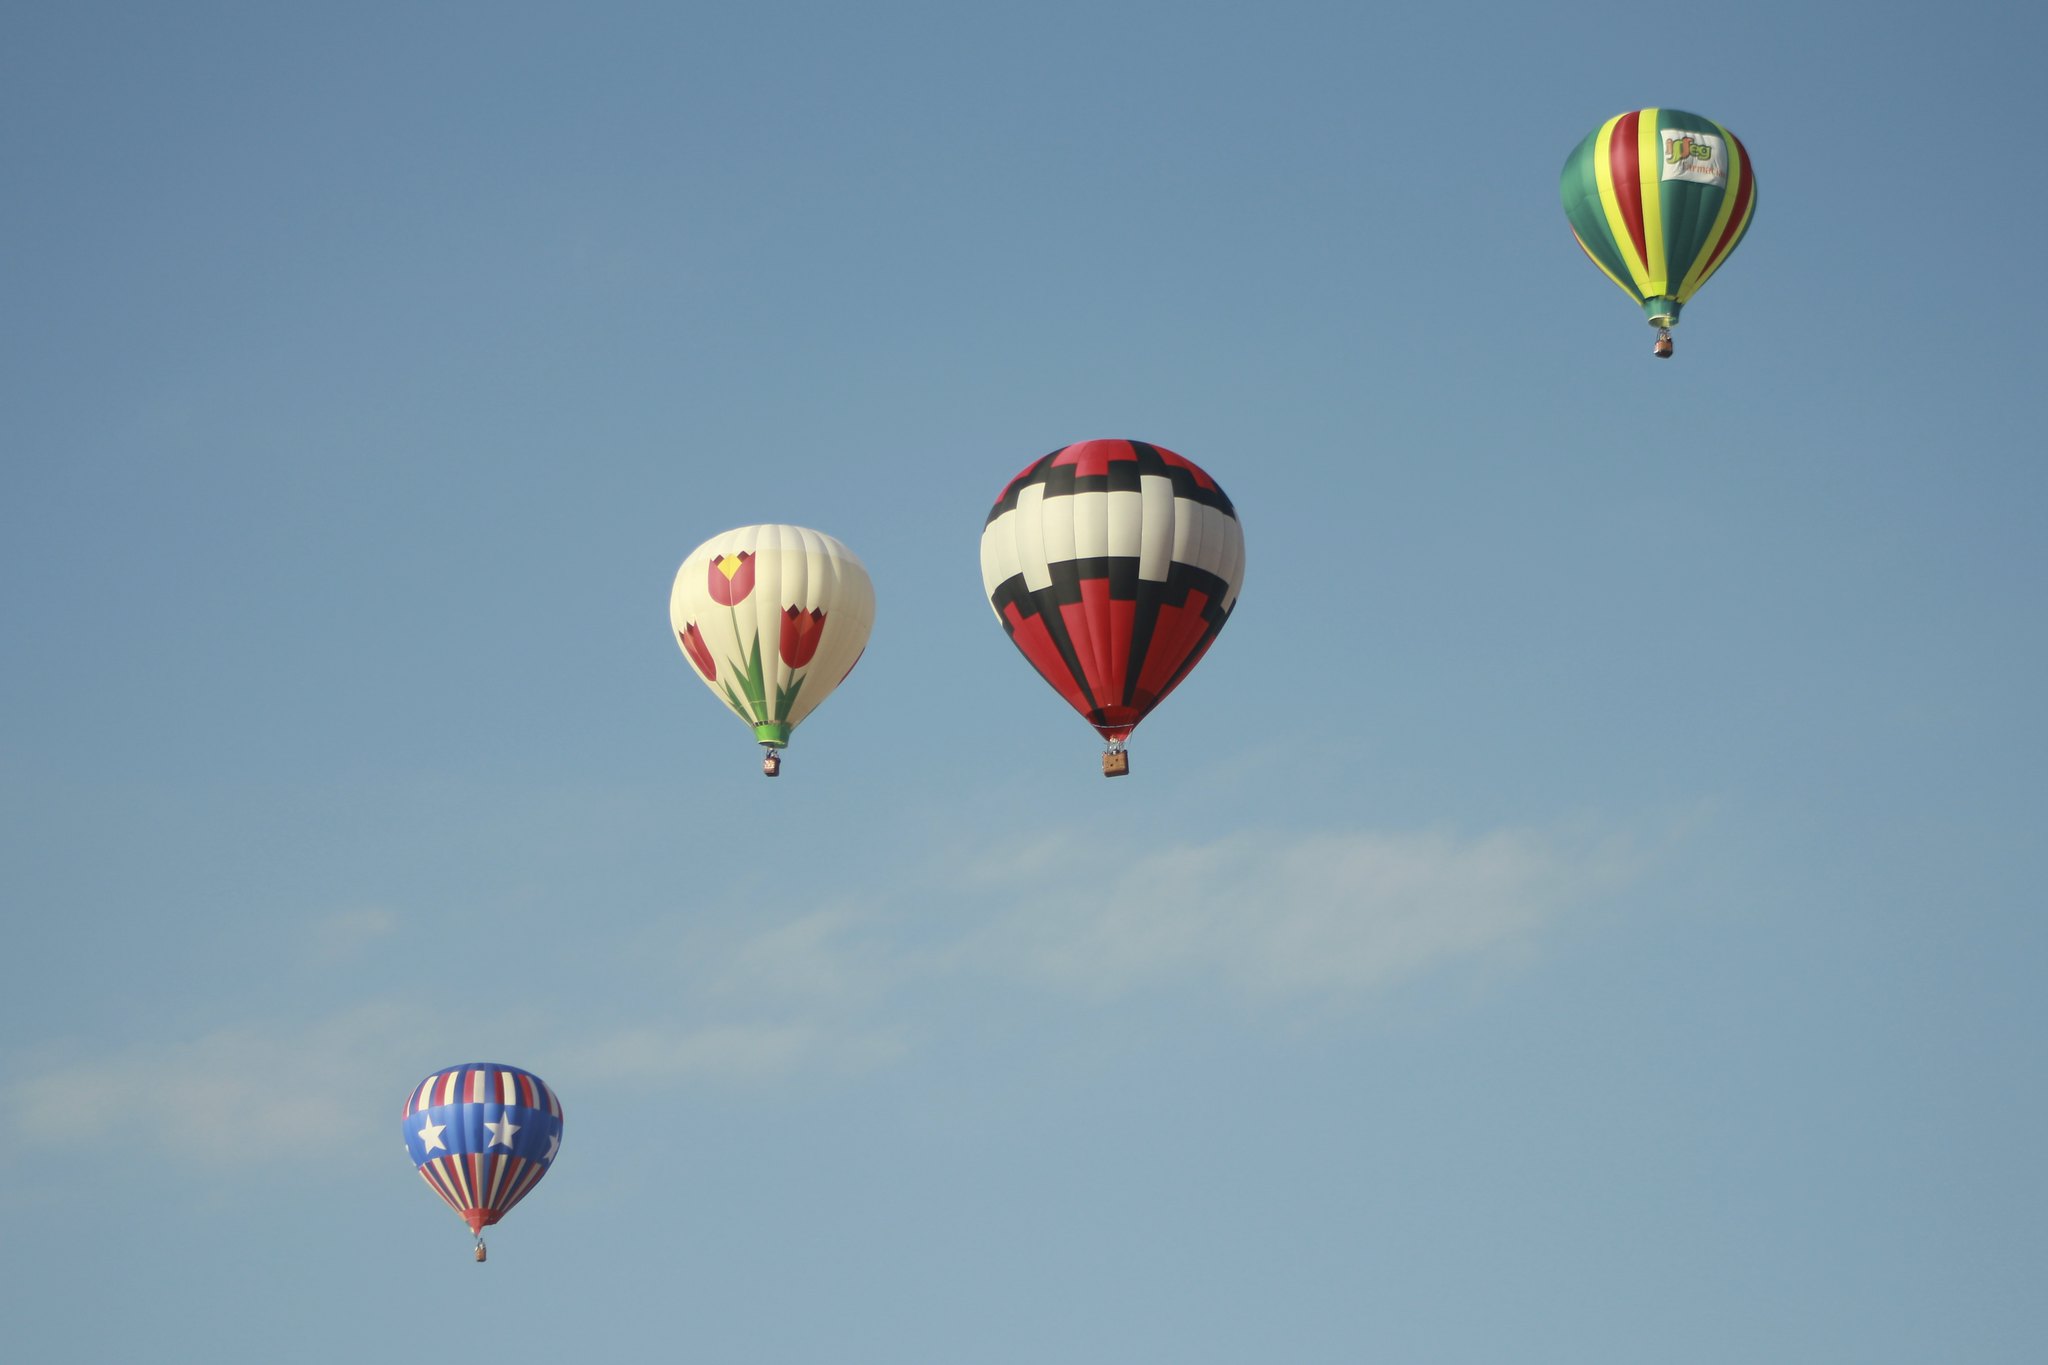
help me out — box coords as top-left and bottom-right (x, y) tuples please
(413, 1151), (553, 1233)
(402, 1064), (563, 1120)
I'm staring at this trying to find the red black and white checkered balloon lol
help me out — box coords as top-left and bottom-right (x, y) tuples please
(981, 440), (1244, 750)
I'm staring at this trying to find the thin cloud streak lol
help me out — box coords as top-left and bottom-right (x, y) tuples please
(6, 1001), (426, 1165)
(5, 823), (1640, 1171)
(3, 1011), (901, 1168)
(958, 826), (1638, 1000)
(693, 822), (1642, 1011)
(552, 1020), (907, 1086)
(305, 906), (400, 965)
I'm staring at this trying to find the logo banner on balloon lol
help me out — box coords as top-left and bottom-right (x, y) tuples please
(1659, 128), (1727, 185)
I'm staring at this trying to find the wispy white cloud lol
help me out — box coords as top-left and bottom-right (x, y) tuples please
(678, 822), (1638, 1010)
(690, 905), (908, 1008)
(552, 1020), (906, 1085)
(3, 822), (1641, 1172)
(304, 906), (399, 965)
(649, 822), (1638, 1016)
(951, 825), (1637, 1002)
(5, 1001), (426, 1165)
(1, 1003), (896, 1168)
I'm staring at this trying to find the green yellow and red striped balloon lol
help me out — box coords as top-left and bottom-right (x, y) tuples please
(1560, 108), (1756, 355)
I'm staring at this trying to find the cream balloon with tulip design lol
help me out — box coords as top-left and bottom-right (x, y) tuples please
(670, 525), (875, 775)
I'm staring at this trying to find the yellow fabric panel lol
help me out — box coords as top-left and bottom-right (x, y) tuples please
(1636, 111), (1668, 296)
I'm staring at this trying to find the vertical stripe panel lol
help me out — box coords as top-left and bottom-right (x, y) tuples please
(1572, 230), (1637, 298)
(1692, 136), (1757, 291)
(1137, 475), (1174, 582)
(438, 1160), (468, 1211)
(1171, 496), (1206, 588)
(1072, 489), (1109, 559)
(503, 1161), (545, 1216)
(1211, 505), (1245, 612)
(1076, 485), (1116, 705)
(1562, 129), (1636, 301)
(419, 1165), (456, 1214)
(1675, 125), (1739, 299)
(1106, 488), (1142, 559)
(1594, 115), (1652, 293)
(1015, 483), (1051, 592)
(1637, 110), (1668, 294)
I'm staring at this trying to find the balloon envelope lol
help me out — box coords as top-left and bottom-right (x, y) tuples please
(1560, 108), (1756, 333)
(981, 439), (1244, 747)
(401, 1063), (564, 1238)
(670, 525), (876, 753)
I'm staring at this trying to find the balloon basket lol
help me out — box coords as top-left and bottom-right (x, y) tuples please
(1653, 328), (1674, 359)
(762, 751), (782, 778)
(1101, 749), (1130, 778)
(474, 1239), (488, 1263)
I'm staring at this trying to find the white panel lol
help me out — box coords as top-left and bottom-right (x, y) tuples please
(748, 525), (784, 682)
(1107, 488), (1143, 560)
(1179, 507), (1220, 581)
(1015, 483), (1052, 592)
(1071, 489), (1109, 560)
(1039, 482), (1077, 570)
(1214, 507), (1245, 610)
(980, 509), (1019, 605)
(1138, 474), (1175, 582)
(1170, 494), (1204, 577)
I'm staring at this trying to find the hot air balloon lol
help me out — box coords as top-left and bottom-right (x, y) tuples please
(1561, 108), (1756, 357)
(981, 439), (1244, 776)
(401, 1063), (564, 1262)
(670, 524), (875, 776)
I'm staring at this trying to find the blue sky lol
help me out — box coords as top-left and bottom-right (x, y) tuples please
(4, 2), (2044, 1360)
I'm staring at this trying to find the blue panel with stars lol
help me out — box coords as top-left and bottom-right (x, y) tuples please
(403, 1099), (563, 1164)
(400, 1063), (565, 1237)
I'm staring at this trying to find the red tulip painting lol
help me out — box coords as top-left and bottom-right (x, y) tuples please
(779, 607), (826, 669)
(707, 552), (756, 607)
(676, 622), (715, 681)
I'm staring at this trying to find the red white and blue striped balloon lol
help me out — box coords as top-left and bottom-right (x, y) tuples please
(401, 1063), (564, 1240)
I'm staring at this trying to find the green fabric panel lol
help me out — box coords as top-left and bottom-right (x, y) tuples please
(1559, 125), (1641, 302)
(1654, 110), (1732, 302)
